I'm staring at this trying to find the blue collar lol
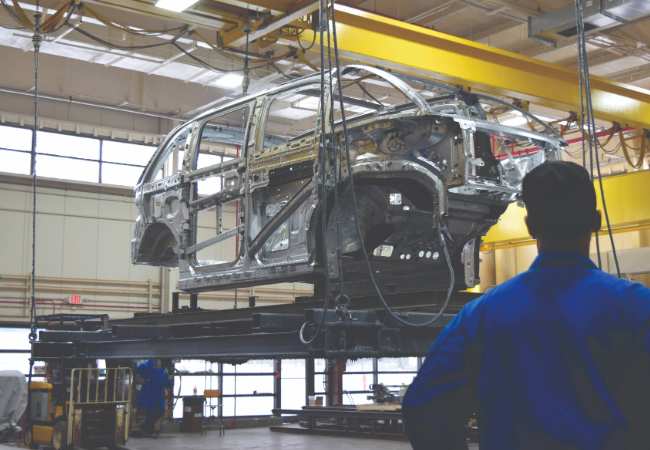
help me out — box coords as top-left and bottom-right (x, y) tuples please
(530, 251), (598, 270)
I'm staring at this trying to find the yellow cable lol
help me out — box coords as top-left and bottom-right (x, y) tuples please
(10, 0), (36, 30)
(10, 0), (74, 32)
(619, 129), (648, 169)
(41, 1), (73, 32)
(81, 3), (185, 36)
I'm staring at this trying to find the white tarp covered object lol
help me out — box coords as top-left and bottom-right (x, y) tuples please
(0, 370), (28, 433)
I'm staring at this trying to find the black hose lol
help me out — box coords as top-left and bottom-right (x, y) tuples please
(574, 0), (620, 277)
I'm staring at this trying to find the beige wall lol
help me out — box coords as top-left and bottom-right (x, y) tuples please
(0, 175), (312, 324)
(0, 176), (161, 322)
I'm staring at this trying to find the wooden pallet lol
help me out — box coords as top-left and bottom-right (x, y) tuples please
(356, 403), (402, 411)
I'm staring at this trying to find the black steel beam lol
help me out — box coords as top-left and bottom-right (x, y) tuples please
(252, 314), (308, 332)
(32, 332), (311, 361)
(111, 325), (173, 338)
(108, 291), (480, 328)
(39, 330), (113, 342)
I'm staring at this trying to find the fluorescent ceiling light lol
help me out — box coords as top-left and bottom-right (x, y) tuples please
(501, 116), (529, 127)
(155, 0), (199, 12)
(213, 74), (243, 88)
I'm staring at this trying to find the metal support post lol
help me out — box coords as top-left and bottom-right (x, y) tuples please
(305, 358), (314, 407)
(172, 292), (179, 313)
(327, 361), (346, 407)
(274, 360), (281, 410)
(147, 279), (153, 313)
(373, 358), (379, 387)
(190, 293), (198, 309)
(218, 363), (224, 420)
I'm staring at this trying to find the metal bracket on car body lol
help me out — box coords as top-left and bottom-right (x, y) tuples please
(455, 117), (477, 131)
(461, 238), (477, 287)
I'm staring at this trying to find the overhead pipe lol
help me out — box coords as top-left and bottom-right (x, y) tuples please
(0, 299), (160, 312)
(1, 274), (161, 288)
(0, 284), (159, 297)
(0, 87), (182, 121)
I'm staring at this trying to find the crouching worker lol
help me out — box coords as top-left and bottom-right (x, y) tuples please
(137, 360), (171, 439)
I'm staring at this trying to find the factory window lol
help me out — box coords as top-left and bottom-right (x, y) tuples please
(323, 357), (421, 407)
(342, 358), (374, 406)
(172, 359), (277, 420)
(0, 125), (32, 175)
(37, 131), (100, 159)
(377, 357), (419, 390)
(314, 359), (327, 399)
(35, 132), (101, 183)
(222, 360), (276, 417)
(223, 359), (274, 373)
(0, 125), (155, 187)
(173, 360), (219, 420)
(35, 154), (99, 183)
(0, 327), (45, 376)
(281, 360), (306, 410)
(101, 141), (156, 187)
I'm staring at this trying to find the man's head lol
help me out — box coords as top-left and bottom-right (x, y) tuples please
(522, 161), (601, 254)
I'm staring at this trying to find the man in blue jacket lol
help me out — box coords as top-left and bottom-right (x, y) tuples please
(137, 360), (171, 439)
(402, 161), (650, 449)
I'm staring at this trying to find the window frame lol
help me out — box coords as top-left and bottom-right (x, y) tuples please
(0, 124), (156, 187)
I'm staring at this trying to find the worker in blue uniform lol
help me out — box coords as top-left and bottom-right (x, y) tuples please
(402, 161), (650, 449)
(137, 360), (171, 439)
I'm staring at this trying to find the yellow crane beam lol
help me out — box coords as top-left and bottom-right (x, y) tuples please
(482, 169), (650, 250)
(302, 4), (650, 130)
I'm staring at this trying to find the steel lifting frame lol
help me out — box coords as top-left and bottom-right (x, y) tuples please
(30, 294), (473, 361)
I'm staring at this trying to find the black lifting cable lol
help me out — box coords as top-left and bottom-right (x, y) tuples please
(574, 0), (621, 278)
(324, 2), (348, 311)
(299, 0), (333, 345)
(26, 0), (42, 418)
(329, 0), (454, 328)
(300, 0), (454, 336)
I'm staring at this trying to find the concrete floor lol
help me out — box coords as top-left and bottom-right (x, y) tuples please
(126, 427), (480, 450)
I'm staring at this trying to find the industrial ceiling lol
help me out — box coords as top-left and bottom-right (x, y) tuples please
(2, 0), (650, 139)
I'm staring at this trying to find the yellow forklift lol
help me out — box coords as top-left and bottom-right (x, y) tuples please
(24, 362), (132, 450)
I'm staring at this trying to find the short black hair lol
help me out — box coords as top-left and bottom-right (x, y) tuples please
(522, 161), (597, 240)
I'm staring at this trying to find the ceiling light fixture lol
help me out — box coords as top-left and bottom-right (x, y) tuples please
(155, 0), (199, 13)
(213, 74), (244, 88)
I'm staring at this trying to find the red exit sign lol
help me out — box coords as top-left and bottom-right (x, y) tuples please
(68, 294), (83, 305)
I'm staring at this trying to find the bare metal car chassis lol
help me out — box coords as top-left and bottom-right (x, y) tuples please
(131, 65), (563, 298)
